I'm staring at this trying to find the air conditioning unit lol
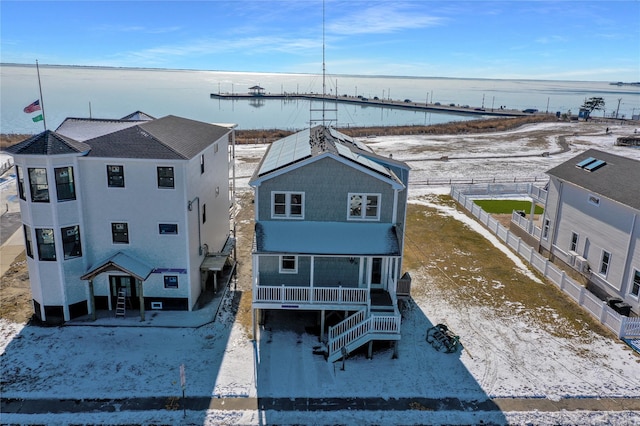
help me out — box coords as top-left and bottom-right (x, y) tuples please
(568, 250), (578, 266)
(575, 256), (590, 274)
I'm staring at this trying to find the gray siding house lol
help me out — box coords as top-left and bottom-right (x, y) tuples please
(250, 126), (410, 362)
(540, 149), (640, 315)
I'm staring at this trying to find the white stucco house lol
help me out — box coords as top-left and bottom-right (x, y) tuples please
(540, 149), (640, 315)
(6, 113), (235, 324)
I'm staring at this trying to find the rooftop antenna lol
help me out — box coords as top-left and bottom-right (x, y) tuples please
(309, 0), (337, 130)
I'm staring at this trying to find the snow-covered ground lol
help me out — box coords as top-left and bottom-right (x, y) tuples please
(2, 121), (640, 425)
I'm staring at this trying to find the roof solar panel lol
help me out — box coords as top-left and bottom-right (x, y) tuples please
(335, 143), (391, 177)
(576, 157), (596, 168)
(584, 159), (606, 172)
(258, 130), (312, 175)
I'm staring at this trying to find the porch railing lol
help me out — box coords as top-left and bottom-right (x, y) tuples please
(327, 312), (401, 362)
(254, 285), (368, 305)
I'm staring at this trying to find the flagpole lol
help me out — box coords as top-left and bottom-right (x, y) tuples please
(36, 60), (47, 131)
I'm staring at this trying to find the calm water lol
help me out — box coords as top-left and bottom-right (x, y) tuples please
(1, 64), (638, 134)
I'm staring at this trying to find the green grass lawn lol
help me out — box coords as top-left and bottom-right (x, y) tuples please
(473, 199), (544, 214)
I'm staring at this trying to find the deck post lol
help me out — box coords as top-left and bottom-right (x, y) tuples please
(88, 279), (96, 321)
(367, 341), (373, 359)
(392, 341), (399, 359)
(137, 279), (145, 321)
(252, 308), (256, 340)
(320, 309), (325, 342)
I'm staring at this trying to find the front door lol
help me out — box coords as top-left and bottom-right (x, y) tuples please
(369, 257), (384, 289)
(110, 275), (139, 309)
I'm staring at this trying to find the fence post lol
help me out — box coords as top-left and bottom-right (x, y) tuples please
(560, 271), (566, 290)
(281, 285), (285, 303)
(599, 301), (608, 324)
(578, 287), (585, 306)
(618, 316), (627, 339)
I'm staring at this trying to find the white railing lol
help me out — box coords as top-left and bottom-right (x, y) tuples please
(327, 313), (401, 362)
(254, 285), (368, 305)
(451, 185), (637, 339)
(329, 310), (366, 340)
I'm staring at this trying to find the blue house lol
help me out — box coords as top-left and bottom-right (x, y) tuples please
(249, 125), (410, 362)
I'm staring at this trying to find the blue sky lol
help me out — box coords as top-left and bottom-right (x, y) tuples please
(1, 0), (639, 81)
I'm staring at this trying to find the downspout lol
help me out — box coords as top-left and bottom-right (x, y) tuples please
(548, 180), (563, 259)
(188, 196), (203, 256)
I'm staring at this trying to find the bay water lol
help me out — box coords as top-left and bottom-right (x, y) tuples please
(1, 64), (638, 135)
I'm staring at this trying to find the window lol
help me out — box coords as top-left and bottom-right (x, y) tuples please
(54, 166), (76, 201)
(164, 275), (179, 289)
(349, 193), (380, 220)
(159, 223), (178, 234)
(107, 165), (124, 188)
(28, 168), (49, 202)
(111, 223), (129, 244)
(632, 270), (640, 297)
(36, 228), (56, 261)
(599, 250), (611, 276)
(23, 225), (33, 258)
(200, 154), (205, 174)
(569, 232), (579, 252)
(202, 203), (207, 223)
(280, 255), (297, 273)
(272, 192), (304, 219)
(16, 165), (25, 201)
(62, 225), (82, 259)
(157, 166), (174, 188)
(542, 219), (550, 240)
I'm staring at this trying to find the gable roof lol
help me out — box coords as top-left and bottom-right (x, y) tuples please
(546, 149), (640, 211)
(250, 125), (406, 186)
(120, 111), (155, 121)
(5, 130), (90, 156)
(56, 117), (146, 142)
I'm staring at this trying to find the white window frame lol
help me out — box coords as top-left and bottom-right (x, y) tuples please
(542, 218), (550, 240)
(271, 191), (304, 219)
(599, 250), (611, 277)
(279, 255), (298, 273)
(348, 193), (381, 221)
(631, 269), (640, 298)
(569, 231), (579, 252)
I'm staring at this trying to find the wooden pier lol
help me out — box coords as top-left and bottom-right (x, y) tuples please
(210, 92), (531, 117)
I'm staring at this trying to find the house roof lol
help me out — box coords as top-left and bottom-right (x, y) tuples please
(80, 251), (154, 281)
(251, 125), (406, 186)
(4, 130), (90, 155)
(120, 111), (155, 121)
(255, 221), (400, 255)
(546, 149), (640, 211)
(56, 117), (146, 142)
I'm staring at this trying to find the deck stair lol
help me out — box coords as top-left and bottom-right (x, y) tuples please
(115, 289), (126, 318)
(326, 308), (401, 363)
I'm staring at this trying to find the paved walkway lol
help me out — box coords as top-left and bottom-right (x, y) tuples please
(2, 395), (640, 414)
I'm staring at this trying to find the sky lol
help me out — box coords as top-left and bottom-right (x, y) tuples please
(1, 1), (639, 81)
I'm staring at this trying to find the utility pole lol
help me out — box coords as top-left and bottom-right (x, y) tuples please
(615, 98), (622, 119)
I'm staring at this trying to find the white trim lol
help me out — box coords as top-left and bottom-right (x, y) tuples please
(271, 191), (305, 219)
(279, 255), (298, 274)
(347, 193), (381, 221)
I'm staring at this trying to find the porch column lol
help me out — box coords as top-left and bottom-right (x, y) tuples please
(88, 279), (96, 321)
(320, 309), (325, 343)
(137, 279), (145, 321)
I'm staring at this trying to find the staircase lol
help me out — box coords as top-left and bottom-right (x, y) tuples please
(115, 289), (126, 318)
(326, 309), (401, 363)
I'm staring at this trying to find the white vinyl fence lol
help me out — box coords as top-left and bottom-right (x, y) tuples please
(450, 184), (640, 339)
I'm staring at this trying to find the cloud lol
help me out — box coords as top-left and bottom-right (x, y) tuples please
(95, 24), (182, 35)
(327, 3), (443, 35)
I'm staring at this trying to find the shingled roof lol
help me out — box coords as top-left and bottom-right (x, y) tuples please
(82, 115), (231, 160)
(5, 130), (90, 155)
(546, 149), (640, 211)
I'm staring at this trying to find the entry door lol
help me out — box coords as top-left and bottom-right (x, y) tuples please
(110, 276), (138, 309)
(369, 257), (384, 289)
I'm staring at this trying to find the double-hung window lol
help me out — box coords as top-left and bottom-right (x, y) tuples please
(54, 166), (76, 201)
(36, 228), (56, 261)
(107, 165), (125, 188)
(280, 255), (297, 273)
(157, 166), (174, 188)
(111, 223), (129, 244)
(569, 232), (579, 252)
(272, 192), (304, 219)
(348, 193), (380, 220)
(62, 225), (82, 259)
(542, 219), (550, 240)
(28, 168), (49, 202)
(631, 270), (640, 297)
(599, 250), (611, 276)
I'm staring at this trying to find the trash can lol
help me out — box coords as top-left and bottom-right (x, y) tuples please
(613, 302), (632, 317)
(607, 297), (623, 309)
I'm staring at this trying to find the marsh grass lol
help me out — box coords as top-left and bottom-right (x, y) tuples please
(403, 197), (613, 341)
